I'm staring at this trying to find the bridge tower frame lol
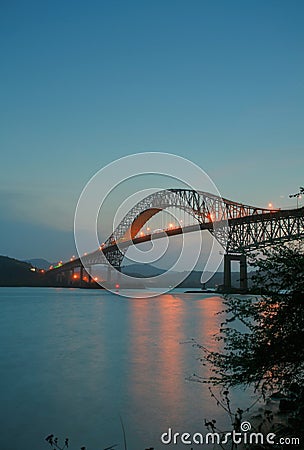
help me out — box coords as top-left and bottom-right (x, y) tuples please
(223, 253), (247, 291)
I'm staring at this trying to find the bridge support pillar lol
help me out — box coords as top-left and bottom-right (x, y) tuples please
(224, 254), (248, 291)
(86, 266), (92, 284)
(224, 255), (231, 289)
(69, 268), (74, 285)
(80, 266), (84, 285)
(56, 272), (65, 284)
(106, 266), (122, 285)
(116, 266), (122, 284)
(239, 255), (248, 291)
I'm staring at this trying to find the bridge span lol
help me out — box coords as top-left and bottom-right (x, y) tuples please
(47, 189), (304, 291)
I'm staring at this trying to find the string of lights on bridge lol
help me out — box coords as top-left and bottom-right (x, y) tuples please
(48, 187), (303, 272)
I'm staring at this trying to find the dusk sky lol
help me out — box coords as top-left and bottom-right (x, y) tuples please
(1, 0), (303, 262)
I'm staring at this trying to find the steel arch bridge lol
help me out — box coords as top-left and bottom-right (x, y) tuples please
(48, 188), (304, 290)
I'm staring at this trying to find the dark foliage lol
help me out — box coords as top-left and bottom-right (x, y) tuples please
(203, 243), (304, 398)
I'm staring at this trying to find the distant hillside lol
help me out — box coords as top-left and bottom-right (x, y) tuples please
(0, 256), (44, 286)
(0, 256), (253, 289)
(122, 263), (249, 288)
(24, 258), (52, 270)
(122, 264), (165, 277)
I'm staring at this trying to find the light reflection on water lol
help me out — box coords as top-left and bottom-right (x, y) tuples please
(0, 288), (252, 450)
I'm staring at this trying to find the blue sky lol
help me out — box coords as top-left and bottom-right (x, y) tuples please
(1, 0), (303, 261)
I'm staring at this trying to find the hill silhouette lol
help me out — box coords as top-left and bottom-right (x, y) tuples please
(0, 256), (44, 286)
(0, 255), (249, 289)
(24, 258), (52, 270)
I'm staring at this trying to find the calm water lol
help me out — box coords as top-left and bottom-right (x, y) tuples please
(0, 288), (251, 450)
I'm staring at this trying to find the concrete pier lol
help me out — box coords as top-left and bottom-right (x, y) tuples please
(224, 253), (248, 291)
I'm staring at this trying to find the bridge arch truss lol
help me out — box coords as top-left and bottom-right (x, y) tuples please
(48, 189), (304, 290)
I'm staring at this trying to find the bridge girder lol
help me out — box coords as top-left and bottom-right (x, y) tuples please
(227, 207), (304, 253)
(102, 190), (304, 266)
(48, 190), (304, 274)
(103, 189), (278, 257)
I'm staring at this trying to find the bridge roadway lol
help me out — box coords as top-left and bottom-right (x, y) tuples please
(47, 205), (304, 290)
(48, 221), (213, 274)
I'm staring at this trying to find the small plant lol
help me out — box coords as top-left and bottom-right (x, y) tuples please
(44, 433), (154, 450)
(45, 434), (70, 449)
(45, 434), (120, 450)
